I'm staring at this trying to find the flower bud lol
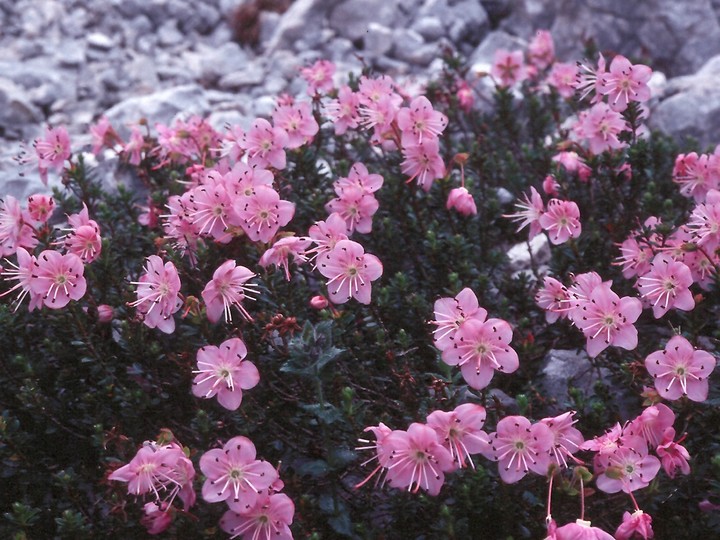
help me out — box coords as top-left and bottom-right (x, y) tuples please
(310, 295), (329, 309)
(446, 187), (477, 216)
(97, 304), (114, 323)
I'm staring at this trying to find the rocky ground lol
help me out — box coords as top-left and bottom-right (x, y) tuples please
(3, 0), (720, 199)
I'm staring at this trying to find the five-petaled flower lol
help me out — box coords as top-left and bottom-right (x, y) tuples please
(192, 338), (260, 411)
(317, 239), (383, 304)
(644, 335), (716, 401)
(200, 436), (279, 512)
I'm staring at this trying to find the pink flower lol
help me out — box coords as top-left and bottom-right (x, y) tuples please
(552, 151), (592, 182)
(337, 162), (384, 193)
(656, 427), (691, 478)
(141, 502), (172, 535)
(109, 441), (195, 509)
(397, 95), (448, 147)
(30, 250), (86, 309)
(543, 175), (560, 195)
(615, 236), (655, 279)
(383, 422), (454, 495)
(355, 422), (393, 489)
(201, 260), (257, 323)
(547, 62), (578, 98)
(300, 59), (335, 96)
(503, 186), (545, 240)
(431, 287), (486, 351)
(575, 54), (608, 103)
(672, 152), (719, 203)
(598, 55), (652, 112)
(573, 283), (642, 358)
(317, 239), (383, 305)
(565, 271), (607, 324)
(240, 119), (289, 170)
(34, 126), (71, 184)
(272, 101), (319, 149)
(491, 49), (527, 87)
(220, 492), (295, 540)
(579, 102), (627, 155)
(0, 247), (43, 311)
(129, 255), (182, 334)
(89, 116), (120, 155)
(687, 188), (720, 250)
(185, 182), (237, 243)
(63, 204), (102, 263)
(625, 404), (675, 449)
(26, 194), (55, 223)
(614, 510), (654, 540)
(555, 519), (614, 539)
(0, 195), (37, 257)
(595, 439), (661, 493)
(235, 185), (295, 243)
(527, 30), (555, 70)
(535, 276), (571, 323)
(400, 138), (446, 191)
(539, 199), (581, 244)
(644, 335), (715, 402)
(123, 125), (145, 166)
(258, 236), (311, 281)
(636, 253), (694, 318)
(192, 337), (260, 411)
(442, 315), (519, 390)
(325, 184), (380, 234)
(456, 80), (474, 112)
(200, 436), (279, 511)
(306, 213), (349, 265)
(483, 415), (554, 483)
(426, 403), (489, 469)
(540, 411), (584, 469)
(323, 85), (360, 135)
(446, 187), (477, 216)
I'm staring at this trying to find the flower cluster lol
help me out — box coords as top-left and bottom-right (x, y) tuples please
(203, 436), (294, 540)
(108, 436), (196, 535)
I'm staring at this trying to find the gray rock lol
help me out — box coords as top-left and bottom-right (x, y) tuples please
(218, 67), (266, 90)
(447, 0), (489, 46)
(392, 29), (438, 66)
(103, 84), (211, 138)
(158, 20), (184, 47)
(259, 11), (282, 48)
(178, 1), (220, 34)
(507, 234), (551, 273)
(537, 349), (634, 416)
(365, 23), (394, 58)
(55, 40), (86, 68)
(198, 42), (249, 84)
(650, 57), (720, 149)
(265, 0), (343, 52)
(500, 0), (720, 77)
(87, 32), (115, 50)
(0, 78), (44, 139)
(468, 30), (527, 68)
(413, 16), (446, 42)
(329, 0), (407, 42)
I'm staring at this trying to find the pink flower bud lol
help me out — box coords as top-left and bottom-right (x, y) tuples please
(97, 304), (114, 323)
(310, 295), (329, 309)
(542, 175), (559, 196)
(446, 187), (477, 216)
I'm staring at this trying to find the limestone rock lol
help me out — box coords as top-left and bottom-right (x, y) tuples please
(104, 84), (211, 138)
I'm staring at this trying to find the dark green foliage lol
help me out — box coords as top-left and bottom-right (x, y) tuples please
(1, 53), (719, 540)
